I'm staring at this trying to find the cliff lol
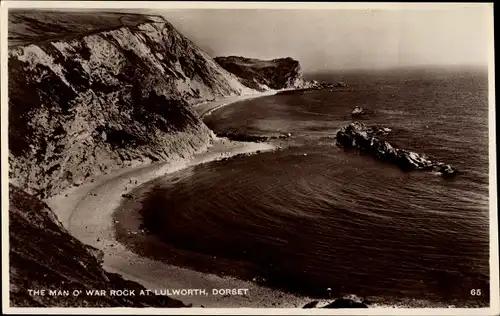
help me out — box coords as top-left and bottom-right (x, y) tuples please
(9, 184), (187, 307)
(8, 11), (256, 199)
(214, 56), (308, 91)
(7, 10), (261, 308)
(7, 11), (315, 308)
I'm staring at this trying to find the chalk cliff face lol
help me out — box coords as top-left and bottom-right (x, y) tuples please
(7, 11), (312, 307)
(214, 56), (308, 91)
(7, 11), (260, 307)
(8, 11), (256, 198)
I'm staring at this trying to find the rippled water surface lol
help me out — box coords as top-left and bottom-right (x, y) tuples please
(130, 68), (490, 306)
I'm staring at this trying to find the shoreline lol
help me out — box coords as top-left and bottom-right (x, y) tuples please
(194, 90), (278, 118)
(44, 91), (318, 308)
(46, 138), (316, 308)
(41, 90), (468, 309)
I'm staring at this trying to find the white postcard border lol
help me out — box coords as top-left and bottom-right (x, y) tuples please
(1, 2), (497, 315)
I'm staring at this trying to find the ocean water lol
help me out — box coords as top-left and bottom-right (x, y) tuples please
(126, 68), (490, 306)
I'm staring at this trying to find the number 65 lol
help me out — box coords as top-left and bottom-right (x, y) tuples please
(470, 289), (482, 296)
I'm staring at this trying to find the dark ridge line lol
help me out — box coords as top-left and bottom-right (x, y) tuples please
(8, 13), (167, 49)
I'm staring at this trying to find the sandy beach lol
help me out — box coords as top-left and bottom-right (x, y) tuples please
(45, 93), (318, 308)
(194, 90), (278, 118)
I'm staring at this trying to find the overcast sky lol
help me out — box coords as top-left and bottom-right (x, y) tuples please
(158, 7), (491, 73)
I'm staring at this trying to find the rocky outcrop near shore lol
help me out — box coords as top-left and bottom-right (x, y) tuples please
(336, 122), (457, 176)
(274, 80), (348, 96)
(351, 106), (365, 117)
(8, 11), (258, 199)
(214, 56), (312, 91)
(216, 131), (292, 143)
(9, 184), (187, 307)
(302, 295), (370, 309)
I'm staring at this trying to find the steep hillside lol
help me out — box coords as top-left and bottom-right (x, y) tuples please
(7, 11), (315, 308)
(214, 56), (308, 91)
(7, 11), (260, 308)
(9, 184), (187, 307)
(8, 11), (256, 198)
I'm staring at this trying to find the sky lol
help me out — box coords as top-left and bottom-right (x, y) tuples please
(156, 7), (492, 73)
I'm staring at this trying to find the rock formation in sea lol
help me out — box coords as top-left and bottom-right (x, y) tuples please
(322, 298), (369, 308)
(7, 11), (308, 307)
(215, 131), (292, 143)
(336, 121), (457, 176)
(214, 55), (313, 91)
(272, 80), (344, 95)
(351, 106), (365, 117)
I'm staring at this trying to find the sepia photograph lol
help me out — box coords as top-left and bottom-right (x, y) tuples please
(1, 1), (498, 315)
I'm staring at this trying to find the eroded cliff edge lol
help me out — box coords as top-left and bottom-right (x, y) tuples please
(7, 11), (260, 307)
(214, 56), (310, 91)
(8, 11), (256, 199)
(7, 11), (316, 307)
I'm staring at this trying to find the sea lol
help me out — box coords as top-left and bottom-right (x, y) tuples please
(121, 67), (491, 307)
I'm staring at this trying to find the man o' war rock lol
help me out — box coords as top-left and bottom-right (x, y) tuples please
(336, 121), (457, 177)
